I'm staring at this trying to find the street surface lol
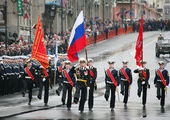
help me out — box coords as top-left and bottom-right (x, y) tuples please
(1, 31), (170, 120)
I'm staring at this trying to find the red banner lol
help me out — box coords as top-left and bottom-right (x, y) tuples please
(135, 16), (143, 66)
(31, 16), (49, 68)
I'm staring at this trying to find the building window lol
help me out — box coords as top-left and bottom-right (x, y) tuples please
(165, 8), (169, 15)
(165, 0), (170, 3)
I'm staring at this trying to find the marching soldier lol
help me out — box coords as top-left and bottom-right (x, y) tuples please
(119, 60), (132, 106)
(134, 61), (150, 107)
(61, 61), (76, 110)
(104, 60), (119, 111)
(154, 61), (169, 108)
(74, 58), (89, 113)
(37, 65), (51, 106)
(56, 59), (65, 96)
(87, 58), (97, 111)
(23, 60), (36, 105)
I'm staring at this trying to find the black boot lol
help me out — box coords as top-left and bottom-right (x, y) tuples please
(37, 94), (42, 100)
(56, 90), (60, 96)
(28, 99), (31, 105)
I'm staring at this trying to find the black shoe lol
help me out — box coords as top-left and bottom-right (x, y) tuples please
(120, 91), (124, 96)
(22, 92), (25, 97)
(67, 107), (71, 111)
(44, 103), (48, 106)
(74, 98), (78, 104)
(104, 96), (109, 101)
(124, 103), (127, 107)
(89, 108), (93, 112)
(137, 92), (141, 97)
(80, 110), (84, 113)
(37, 95), (42, 100)
(157, 96), (161, 100)
(28, 102), (31, 105)
(161, 105), (165, 113)
(111, 108), (114, 111)
(62, 102), (65, 105)
(56, 90), (60, 96)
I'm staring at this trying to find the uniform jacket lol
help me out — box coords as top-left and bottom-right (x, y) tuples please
(23, 66), (36, 80)
(154, 68), (169, 86)
(119, 67), (132, 84)
(74, 66), (90, 87)
(56, 65), (65, 79)
(105, 68), (119, 86)
(62, 67), (76, 86)
(88, 66), (97, 85)
(134, 68), (150, 82)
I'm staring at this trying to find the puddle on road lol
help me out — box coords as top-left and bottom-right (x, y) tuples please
(92, 43), (133, 62)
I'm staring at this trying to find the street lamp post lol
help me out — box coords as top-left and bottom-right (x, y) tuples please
(50, 5), (56, 34)
(61, 0), (63, 41)
(103, 0), (105, 30)
(4, 0), (7, 50)
(29, 0), (32, 44)
(130, 0), (132, 22)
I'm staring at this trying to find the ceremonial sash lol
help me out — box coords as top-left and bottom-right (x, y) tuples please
(59, 66), (62, 72)
(121, 68), (130, 83)
(89, 69), (94, 77)
(25, 67), (34, 80)
(107, 69), (117, 87)
(43, 68), (48, 77)
(141, 70), (147, 79)
(63, 70), (74, 87)
(157, 69), (167, 86)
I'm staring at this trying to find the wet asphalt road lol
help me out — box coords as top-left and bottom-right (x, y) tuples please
(3, 31), (170, 120)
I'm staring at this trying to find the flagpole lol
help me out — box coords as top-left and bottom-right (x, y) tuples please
(85, 45), (89, 66)
(141, 0), (144, 62)
(54, 70), (56, 87)
(142, 16), (143, 62)
(54, 40), (58, 87)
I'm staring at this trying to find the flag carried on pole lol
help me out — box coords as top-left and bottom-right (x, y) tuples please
(67, 11), (87, 62)
(135, 16), (143, 66)
(54, 40), (58, 70)
(31, 16), (49, 68)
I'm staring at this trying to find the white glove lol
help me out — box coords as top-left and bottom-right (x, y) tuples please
(142, 81), (145, 85)
(43, 78), (46, 82)
(74, 63), (80, 68)
(86, 66), (89, 69)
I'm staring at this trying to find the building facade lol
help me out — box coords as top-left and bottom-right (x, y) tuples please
(164, 0), (170, 19)
(115, 0), (162, 21)
(0, 0), (45, 43)
(0, 0), (167, 43)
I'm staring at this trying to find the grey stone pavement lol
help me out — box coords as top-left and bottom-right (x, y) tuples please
(1, 31), (170, 119)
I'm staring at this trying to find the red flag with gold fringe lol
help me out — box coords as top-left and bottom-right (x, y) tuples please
(31, 16), (49, 68)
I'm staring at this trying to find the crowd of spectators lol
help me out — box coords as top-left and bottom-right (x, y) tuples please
(1, 19), (170, 57)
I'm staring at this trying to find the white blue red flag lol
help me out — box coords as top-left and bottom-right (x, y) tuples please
(67, 11), (87, 62)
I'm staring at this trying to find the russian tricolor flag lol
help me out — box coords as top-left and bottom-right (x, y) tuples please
(67, 11), (87, 62)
